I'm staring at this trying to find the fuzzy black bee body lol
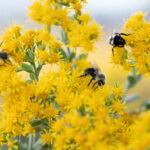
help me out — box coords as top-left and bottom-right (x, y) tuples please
(109, 33), (130, 55)
(109, 35), (126, 47)
(0, 52), (8, 60)
(80, 64), (106, 88)
(0, 41), (8, 62)
(80, 68), (97, 78)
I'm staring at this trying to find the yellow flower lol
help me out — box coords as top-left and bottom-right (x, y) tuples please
(50, 38), (62, 50)
(24, 125), (35, 135)
(52, 118), (64, 133)
(28, 1), (43, 22)
(6, 137), (18, 150)
(79, 13), (91, 23)
(71, 2), (82, 13)
(42, 103), (58, 119)
(40, 130), (53, 145)
(20, 30), (36, 48)
(36, 49), (50, 64)
(112, 100), (126, 114)
(49, 51), (62, 64)
(13, 50), (25, 64)
(36, 29), (51, 44)
(11, 25), (22, 35)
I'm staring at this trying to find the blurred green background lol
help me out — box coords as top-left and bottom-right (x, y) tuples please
(0, 0), (150, 111)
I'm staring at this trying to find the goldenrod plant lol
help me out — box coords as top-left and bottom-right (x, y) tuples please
(0, 0), (150, 150)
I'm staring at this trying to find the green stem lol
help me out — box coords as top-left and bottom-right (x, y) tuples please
(33, 63), (38, 81)
(28, 134), (33, 150)
(67, 47), (71, 54)
(31, 61), (42, 81)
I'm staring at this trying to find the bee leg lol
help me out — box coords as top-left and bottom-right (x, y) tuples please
(93, 81), (98, 88)
(88, 78), (94, 86)
(112, 48), (114, 56)
(80, 74), (88, 77)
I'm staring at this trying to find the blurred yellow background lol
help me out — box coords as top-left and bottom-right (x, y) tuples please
(0, 0), (150, 111)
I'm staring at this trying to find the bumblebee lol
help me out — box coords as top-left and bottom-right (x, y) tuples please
(109, 33), (130, 55)
(0, 51), (8, 60)
(0, 41), (8, 61)
(80, 63), (106, 88)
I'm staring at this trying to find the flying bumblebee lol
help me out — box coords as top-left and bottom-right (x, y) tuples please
(109, 33), (131, 55)
(80, 63), (106, 88)
(0, 41), (8, 62)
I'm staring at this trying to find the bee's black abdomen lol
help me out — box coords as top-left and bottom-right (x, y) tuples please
(0, 52), (8, 60)
(113, 35), (126, 47)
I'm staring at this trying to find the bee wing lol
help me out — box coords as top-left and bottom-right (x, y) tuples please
(90, 62), (102, 72)
(113, 29), (118, 35)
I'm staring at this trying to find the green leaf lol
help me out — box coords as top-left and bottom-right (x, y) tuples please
(27, 80), (33, 83)
(61, 30), (66, 43)
(125, 73), (142, 89)
(57, 1), (70, 6)
(78, 53), (88, 60)
(38, 44), (46, 50)
(46, 25), (51, 33)
(125, 94), (140, 103)
(28, 49), (34, 60)
(32, 139), (42, 150)
(78, 105), (85, 116)
(17, 142), (28, 150)
(36, 64), (43, 77)
(74, 14), (82, 24)
(30, 73), (36, 80)
(139, 99), (150, 112)
(16, 68), (24, 72)
(25, 52), (33, 63)
(22, 63), (35, 73)
(25, 47), (35, 63)
(61, 30), (68, 45)
(69, 51), (76, 62)
(31, 119), (42, 127)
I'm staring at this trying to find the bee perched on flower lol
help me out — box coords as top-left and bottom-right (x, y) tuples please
(0, 51), (8, 60)
(80, 63), (106, 87)
(109, 32), (131, 55)
(0, 41), (8, 64)
(111, 12), (150, 76)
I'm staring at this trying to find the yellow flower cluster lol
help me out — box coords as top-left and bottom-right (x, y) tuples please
(0, 0), (105, 149)
(28, 0), (86, 27)
(1, 0), (150, 150)
(0, 59), (130, 149)
(111, 12), (150, 76)
(28, 0), (102, 52)
(1, 26), (62, 66)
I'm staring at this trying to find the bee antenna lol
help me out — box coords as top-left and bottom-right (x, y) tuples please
(119, 33), (131, 36)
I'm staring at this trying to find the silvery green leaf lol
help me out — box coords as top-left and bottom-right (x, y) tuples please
(22, 63), (35, 73)
(125, 94), (140, 103)
(125, 73), (142, 90)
